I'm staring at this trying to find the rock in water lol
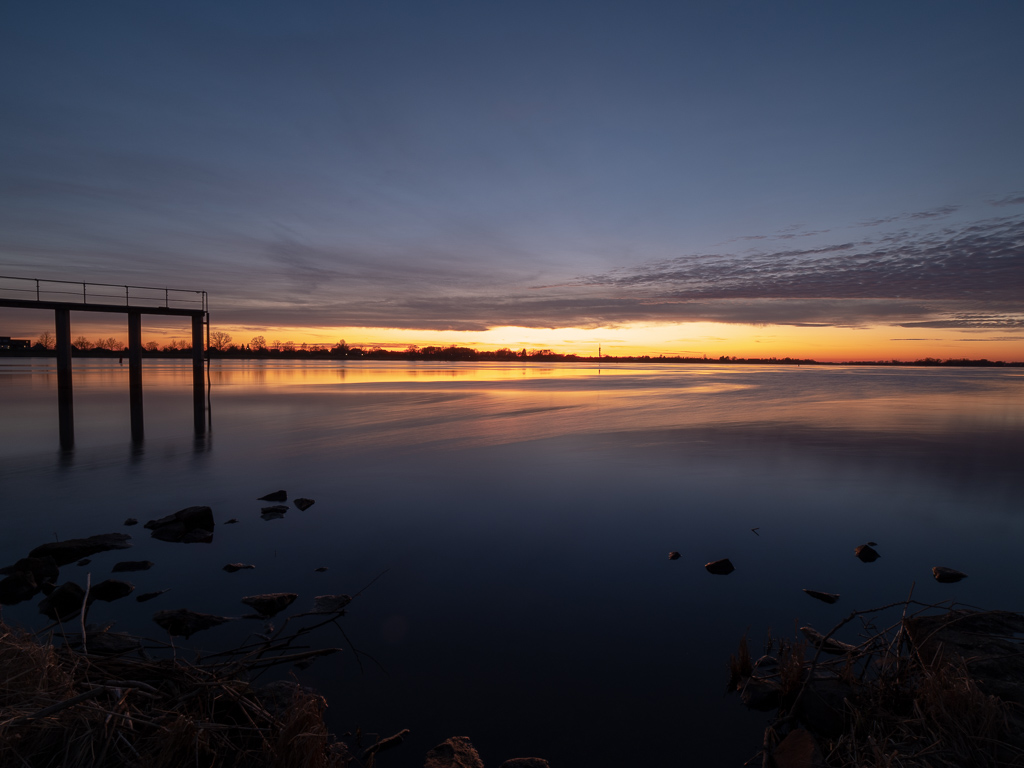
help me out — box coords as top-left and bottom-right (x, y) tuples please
(311, 594), (352, 614)
(77, 559), (91, 566)
(855, 544), (880, 563)
(705, 558), (735, 575)
(223, 563), (256, 573)
(499, 760), (551, 768)
(800, 626), (858, 655)
(294, 498), (315, 511)
(0, 572), (40, 606)
(260, 506), (288, 520)
(225, 518), (239, 524)
(314, 566), (328, 572)
(123, 518), (138, 526)
(425, 736), (484, 768)
(112, 560), (153, 572)
(136, 589), (169, 603)
(29, 534), (132, 567)
(145, 506), (215, 544)
(932, 566), (968, 583)
(258, 490), (287, 502)
(0, 556), (59, 584)
(89, 579), (135, 603)
(668, 551), (681, 560)
(39, 582), (86, 620)
(242, 592), (298, 617)
(803, 589), (840, 604)
(153, 608), (230, 638)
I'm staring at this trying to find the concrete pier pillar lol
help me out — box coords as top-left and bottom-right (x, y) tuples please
(128, 311), (143, 442)
(192, 314), (205, 435)
(55, 308), (74, 449)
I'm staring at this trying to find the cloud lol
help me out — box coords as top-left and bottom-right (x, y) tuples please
(990, 193), (1024, 207)
(858, 204), (961, 227)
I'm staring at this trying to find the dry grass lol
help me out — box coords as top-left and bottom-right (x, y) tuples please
(733, 600), (1024, 768)
(0, 620), (356, 767)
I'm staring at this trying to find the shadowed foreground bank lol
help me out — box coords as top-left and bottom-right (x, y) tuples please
(731, 601), (1024, 768)
(0, 621), (548, 768)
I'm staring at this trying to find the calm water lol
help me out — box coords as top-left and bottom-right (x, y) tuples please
(2, 359), (1023, 766)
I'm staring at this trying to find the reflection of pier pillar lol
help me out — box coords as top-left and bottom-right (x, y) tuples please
(192, 314), (205, 435)
(128, 311), (143, 442)
(55, 308), (74, 449)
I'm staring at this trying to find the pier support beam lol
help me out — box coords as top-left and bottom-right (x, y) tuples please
(128, 311), (143, 442)
(192, 314), (205, 435)
(55, 308), (74, 449)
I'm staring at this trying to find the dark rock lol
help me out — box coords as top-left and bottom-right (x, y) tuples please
(258, 490), (287, 502)
(0, 572), (40, 606)
(123, 518), (138, 526)
(294, 498), (315, 511)
(89, 579), (135, 603)
(136, 589), (169, 603)
(772, 728), (824, 768)
(932, 566), (968, 583)
(223, 563), (256, 573)
(499, 760), (550, 768)
(225, 518), (239, 524)
(77, 558), (91, 566)
(261, 504), (289, 514)
(0, 555), (59, 584)
(797, 678), (853, 738)
(314, 567), (328, 573)
(668, 551), (680, 560)
(740, 677), (782, 711)
(800, 626), (857, 655)
(311, 594), (352, 614)
(29, 533), (132, 567)
(424, 736), (484, 768)
(803, 589), (840, 604)
(854, 544), (880, 563)
(153, 608), (230, 638)
(241, 592), (298, 617)
(260, 507), (287, 521)
(39, 582), (86, 620)
(112, 560), (153, 573)
(145, 506), (215, 544)
(705, 558), (735, 575)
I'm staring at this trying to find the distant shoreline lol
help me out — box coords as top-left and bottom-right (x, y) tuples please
(2, 348), (1020, 367)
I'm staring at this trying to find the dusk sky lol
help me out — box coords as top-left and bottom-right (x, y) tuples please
(2, 1), (1023, 360)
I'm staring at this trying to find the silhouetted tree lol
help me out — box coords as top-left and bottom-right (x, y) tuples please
(209, 330), (233, 351)
(144, 341), (160, 352)
(37, 331), (56, 350)
(72, 336), (93, 350)
(250, 336), (267, 351)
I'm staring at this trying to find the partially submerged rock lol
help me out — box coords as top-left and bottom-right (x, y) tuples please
(932, 566), (968, 583)
(424, 736), (484, 768)
(136, 589), (169, 603)
(29, 533), (132, 567)
(258, 490), (287, 502)
(112, 560), (153, 572)
(145, 506), (215, 543)
(800, 626), (858, 655)
(241, 592), (297, 618)
(0, 555), (59, 585)
(668, 551), (680, 560)
(854, 543), (880, 563)
(260, 507), (288, 520)
(223, 563), (256, 573)
(39, 582), (86, 620)
(314, 566), (329, 573)
(225, 518), (239, 524)
(89, 579), (135, 603)
(123, 518), (138, 526)
(499, 759), (551, 768)
(311, 594), (352, 614)
(705, 558), (735, 575)
(803, 589), (840, 604)
(0, 572), (40, 606)
(261, 504), (289, 514)
(294, 498), (315, 511)
(153, 608), (230, 638)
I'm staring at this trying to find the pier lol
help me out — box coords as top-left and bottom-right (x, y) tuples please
(0, 276), (209, 448)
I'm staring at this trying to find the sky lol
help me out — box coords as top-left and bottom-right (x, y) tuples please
(1, 1), (1023, 361)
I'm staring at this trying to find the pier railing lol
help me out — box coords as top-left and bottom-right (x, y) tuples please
(0, 275), (207, 313)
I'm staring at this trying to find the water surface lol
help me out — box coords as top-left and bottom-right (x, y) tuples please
(2, 360), (1022, 766)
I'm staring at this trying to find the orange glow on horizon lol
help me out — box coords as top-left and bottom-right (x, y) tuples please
(6, 313), (1021, 363)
